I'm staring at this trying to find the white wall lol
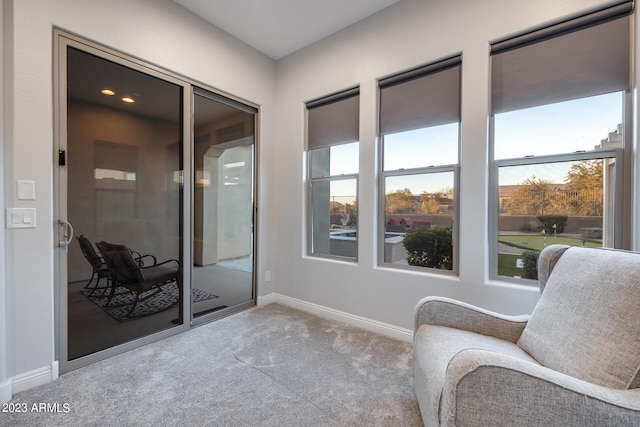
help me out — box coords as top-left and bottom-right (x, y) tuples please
(273, 0), (637, 330)
(4, 0), (276, 382)
(1, 0), (10, 405)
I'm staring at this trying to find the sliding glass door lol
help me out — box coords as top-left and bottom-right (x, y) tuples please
(56, 33), (258, 372)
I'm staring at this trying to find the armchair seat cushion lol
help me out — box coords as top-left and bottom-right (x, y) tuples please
(140, 264), (179, 284)
(414, 325), (538, 426)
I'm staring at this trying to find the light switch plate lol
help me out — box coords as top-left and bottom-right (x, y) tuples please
(17, 180), (36, 200)
(5, 208), (36, 229)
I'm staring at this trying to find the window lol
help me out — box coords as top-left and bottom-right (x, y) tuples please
(378, 56), (461, 272)
(490, 3), (632, 282)
(306, 88), (359, 260)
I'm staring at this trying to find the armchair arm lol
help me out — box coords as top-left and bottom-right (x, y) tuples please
(139, 258), (179, 270)
(441, 349), (640, 427)
(131, 250), (157, 266)
(415, 296), (529, 343)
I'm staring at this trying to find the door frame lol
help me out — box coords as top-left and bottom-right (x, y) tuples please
(53, 30), (258, 373)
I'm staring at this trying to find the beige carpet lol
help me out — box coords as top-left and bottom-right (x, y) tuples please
(3, 303), (423, 426)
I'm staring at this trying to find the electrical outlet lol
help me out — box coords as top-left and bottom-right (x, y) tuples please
(265, 270), (271, 282)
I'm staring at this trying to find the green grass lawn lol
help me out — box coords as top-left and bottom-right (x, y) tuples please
(498, 234), (601, 251)
(498, 253), (524, 278)
(497, 234), (602, 278)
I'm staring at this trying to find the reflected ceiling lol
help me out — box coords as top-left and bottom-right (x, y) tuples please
(67, 47), (239, 125)
(67, 47), (182, 122)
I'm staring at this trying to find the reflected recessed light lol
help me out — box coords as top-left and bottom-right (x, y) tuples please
(121, 97), (135, 103)
(101, 89), (116, 96)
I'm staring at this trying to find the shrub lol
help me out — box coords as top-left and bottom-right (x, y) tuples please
(402, 226), (453, 270)
(580, 227), (602, 240)
(522, 250), (539, 280)
(536, 215), (568, 234)
(520, 222), (534, 233)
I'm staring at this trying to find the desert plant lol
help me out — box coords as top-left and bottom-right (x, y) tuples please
(402, 226), (453, 270)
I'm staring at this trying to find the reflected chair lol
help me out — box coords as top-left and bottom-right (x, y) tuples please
(96, 241), (180, 317)
(76, 234), (110, 293)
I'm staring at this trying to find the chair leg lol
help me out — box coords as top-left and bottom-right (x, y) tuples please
(83, 270), (97, 289)
(86, 271), (111, 297)
(94, 274), (111, 296)
(126, 292), (141, 317)
(104, 281), (118, 306)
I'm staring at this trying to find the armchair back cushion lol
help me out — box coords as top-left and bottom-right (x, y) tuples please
(518, 246), (640, 389)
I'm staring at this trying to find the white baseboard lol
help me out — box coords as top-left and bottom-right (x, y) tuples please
(0, 378), (11, 403)
(257, 293), (277, 306)
(11, 361), (59, 395)
(269, 293), (413, 343)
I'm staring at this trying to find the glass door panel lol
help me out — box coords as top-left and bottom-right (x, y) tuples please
(192, 90), (255, 318)
(65, 46), (184, 360)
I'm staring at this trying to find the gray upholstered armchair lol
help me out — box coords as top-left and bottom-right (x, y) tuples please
(413, 244), (640, 426)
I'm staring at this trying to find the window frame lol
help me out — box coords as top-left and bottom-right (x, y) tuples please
(305, 88), (360, 262)
(490, 95), (632, 284)
(378, 160), (459, 274)
(488, 3), (633, 284)
(308, 172), (360, 261)
(376, 57), (462, 274)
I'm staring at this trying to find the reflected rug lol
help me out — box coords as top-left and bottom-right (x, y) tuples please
(81, 285), (218, 321)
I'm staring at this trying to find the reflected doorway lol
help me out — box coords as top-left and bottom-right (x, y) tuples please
(191, 89), (256, 319)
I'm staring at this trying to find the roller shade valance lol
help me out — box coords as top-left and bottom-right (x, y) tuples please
(491, 5), (631, 114)
(307, 88), (359, 150)
(379, 57), (461, 136)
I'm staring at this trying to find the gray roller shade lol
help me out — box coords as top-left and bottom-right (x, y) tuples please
(491, 5), (631, 114)
(379, 57), (461, 136)
(307, 88), (359, 150)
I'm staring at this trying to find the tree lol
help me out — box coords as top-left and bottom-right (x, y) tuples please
(329, 200), (344, 214)
(506, 175), (565, 215)
(565, 160), (603, 216)
(420, 188), (454, 214)
(504, 161), (605, 217)
(420, 193), (441, 214)
(386, 188), (418, 214)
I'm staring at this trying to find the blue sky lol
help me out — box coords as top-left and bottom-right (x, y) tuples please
(494, 92), (622, 185)
(494, 92), (622, 160)
(325, 91), (622, 198)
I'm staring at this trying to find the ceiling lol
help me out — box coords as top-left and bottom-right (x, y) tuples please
(67, 1), (404, 123)
(173, 0), (402, 60)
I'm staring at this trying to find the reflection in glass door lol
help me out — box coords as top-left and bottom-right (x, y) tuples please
(63, 45), (184, 362)
(191, 89), (256, 319)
